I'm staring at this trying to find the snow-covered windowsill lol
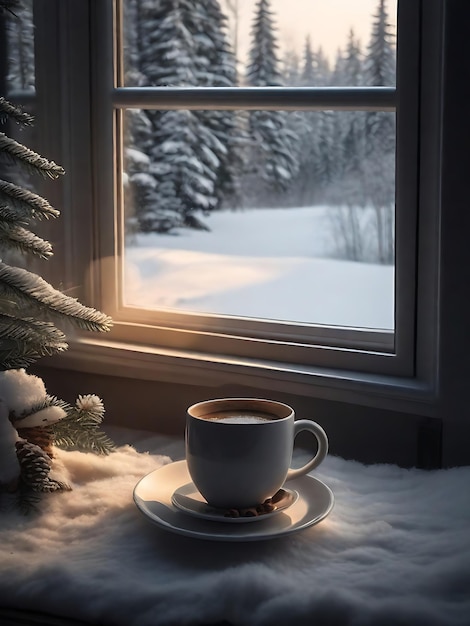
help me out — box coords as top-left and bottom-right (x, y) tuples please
(1, 426), (469, 626)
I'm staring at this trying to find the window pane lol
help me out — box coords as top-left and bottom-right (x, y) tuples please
(121, 108), (395, 330)
(1, 1), (37, 270)
(121, 0), (397, 88)
(5, 0), (35, 93)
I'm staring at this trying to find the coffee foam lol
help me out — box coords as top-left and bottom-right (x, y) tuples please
(202, 410), (274, 424)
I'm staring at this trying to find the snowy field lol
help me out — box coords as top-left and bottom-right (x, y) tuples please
(124, 206), (394, 330)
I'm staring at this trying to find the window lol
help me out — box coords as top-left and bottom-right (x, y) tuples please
(94, 0), (420, 378)
(11, 0), (449, 424)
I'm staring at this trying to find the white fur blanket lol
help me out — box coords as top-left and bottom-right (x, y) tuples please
(0, 430), (469, 626)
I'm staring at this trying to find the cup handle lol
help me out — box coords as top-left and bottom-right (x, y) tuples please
(286, 419), (328, 481)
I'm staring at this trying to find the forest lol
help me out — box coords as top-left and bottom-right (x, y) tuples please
(6, 0), (396, 265)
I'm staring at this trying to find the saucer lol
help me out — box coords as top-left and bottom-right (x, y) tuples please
(134, 460), (334, 542)
(171, 483), (298, 523)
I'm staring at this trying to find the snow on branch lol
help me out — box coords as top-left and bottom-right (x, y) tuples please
(0, 97), (34, 127)
(0, 262), (113, 333)
(0, 180), (60, 220)
(0, 133), (65, 179)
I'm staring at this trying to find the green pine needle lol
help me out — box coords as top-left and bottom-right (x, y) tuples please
(0, 133), (65, 179)
(0, 204), (27, 225)
(0, 97), (34, 127)
(0, 314), (68, 370)
(0, 179), (60, 220)
(0, 222), (53, 259)
(0, 313), (68, 344)
(0, 261), (113, 333)
(52, 416), (116, 455)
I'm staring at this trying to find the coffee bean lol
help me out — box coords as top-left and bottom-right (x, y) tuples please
(271, 489), (284, 504)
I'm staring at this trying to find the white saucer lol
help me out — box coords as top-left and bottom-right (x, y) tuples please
(133, 460), (334, 542)
(171, 483), (298, 523)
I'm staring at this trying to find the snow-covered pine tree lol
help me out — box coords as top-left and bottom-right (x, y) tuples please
(246, 0), (299, 194)
(0, 0), (114, 511)
(364, 0), (396, 264)
(305, 44), (336, 194)
(4, 0), (33, 92)
(301, 36), (315, 86)
(194, 0), (241, 210)
(328, 30), (369, 262)
(290, 35), (322, 205)
(282, 48), (301, 87)
(341, 29), (366, 185)
(344, 29), (363, 86)
(148, 0), (219, 229)
(133, 0), (238, 231)
(121, 0), (160, 234)
(314, 46), (330, 87)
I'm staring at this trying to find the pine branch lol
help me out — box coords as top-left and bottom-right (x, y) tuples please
(0, 222), (53, 259)
(52, 424), (115, 455)
(0, 262), (113, 333)
(0, 97), (35, 127)
(0, 313), (67, 347)
(0, 204), (27, 225)
(0, 179), (60, 220)
(11, 393), (69, 425)
(52, 395), (115, 455)
(0, 133), (65, 180)
(0, 314), (68, 369)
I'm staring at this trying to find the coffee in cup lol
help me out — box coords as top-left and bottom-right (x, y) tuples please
(185, 398), (328, 510)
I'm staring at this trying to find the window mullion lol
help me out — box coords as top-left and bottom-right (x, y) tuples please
(112, 86), (396, 111)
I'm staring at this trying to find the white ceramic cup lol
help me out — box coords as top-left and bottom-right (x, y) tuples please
(185, 398), (329, 509)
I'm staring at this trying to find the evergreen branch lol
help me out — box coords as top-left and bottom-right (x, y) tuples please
(18, 394), (71, 420)
(52, 424), (115, 455)
(10, 393), (69, 426)
(0, 339), (67, 371)
(0, 222), (53, 259)
(52, 395), (115, 455)
(0, 314), (68, 370)
(0, 314), (67, 349)
(0, 346), (47, 370)
(0, 180), (60, 220)
(0, 133), (65, 180)
(0, 262), (113, 333)
(0, 204), (27, 225)
(0, 97), (35, 127)
(75, 394), (105, 424)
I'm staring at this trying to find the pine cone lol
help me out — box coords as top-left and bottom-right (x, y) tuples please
(17, 426), (54, 458)
(15, 440), (66, 492)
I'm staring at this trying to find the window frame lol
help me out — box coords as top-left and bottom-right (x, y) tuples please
(30, 0), (443, 418)
(106, 0), (417, 370)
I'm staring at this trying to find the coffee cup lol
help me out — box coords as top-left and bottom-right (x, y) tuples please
(185, 398), (328, 510)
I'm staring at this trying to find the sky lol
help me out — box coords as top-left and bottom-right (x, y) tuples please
(223, 0), (398, 66)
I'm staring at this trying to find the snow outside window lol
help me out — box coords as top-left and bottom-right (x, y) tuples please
(101, 0), (416, 377)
